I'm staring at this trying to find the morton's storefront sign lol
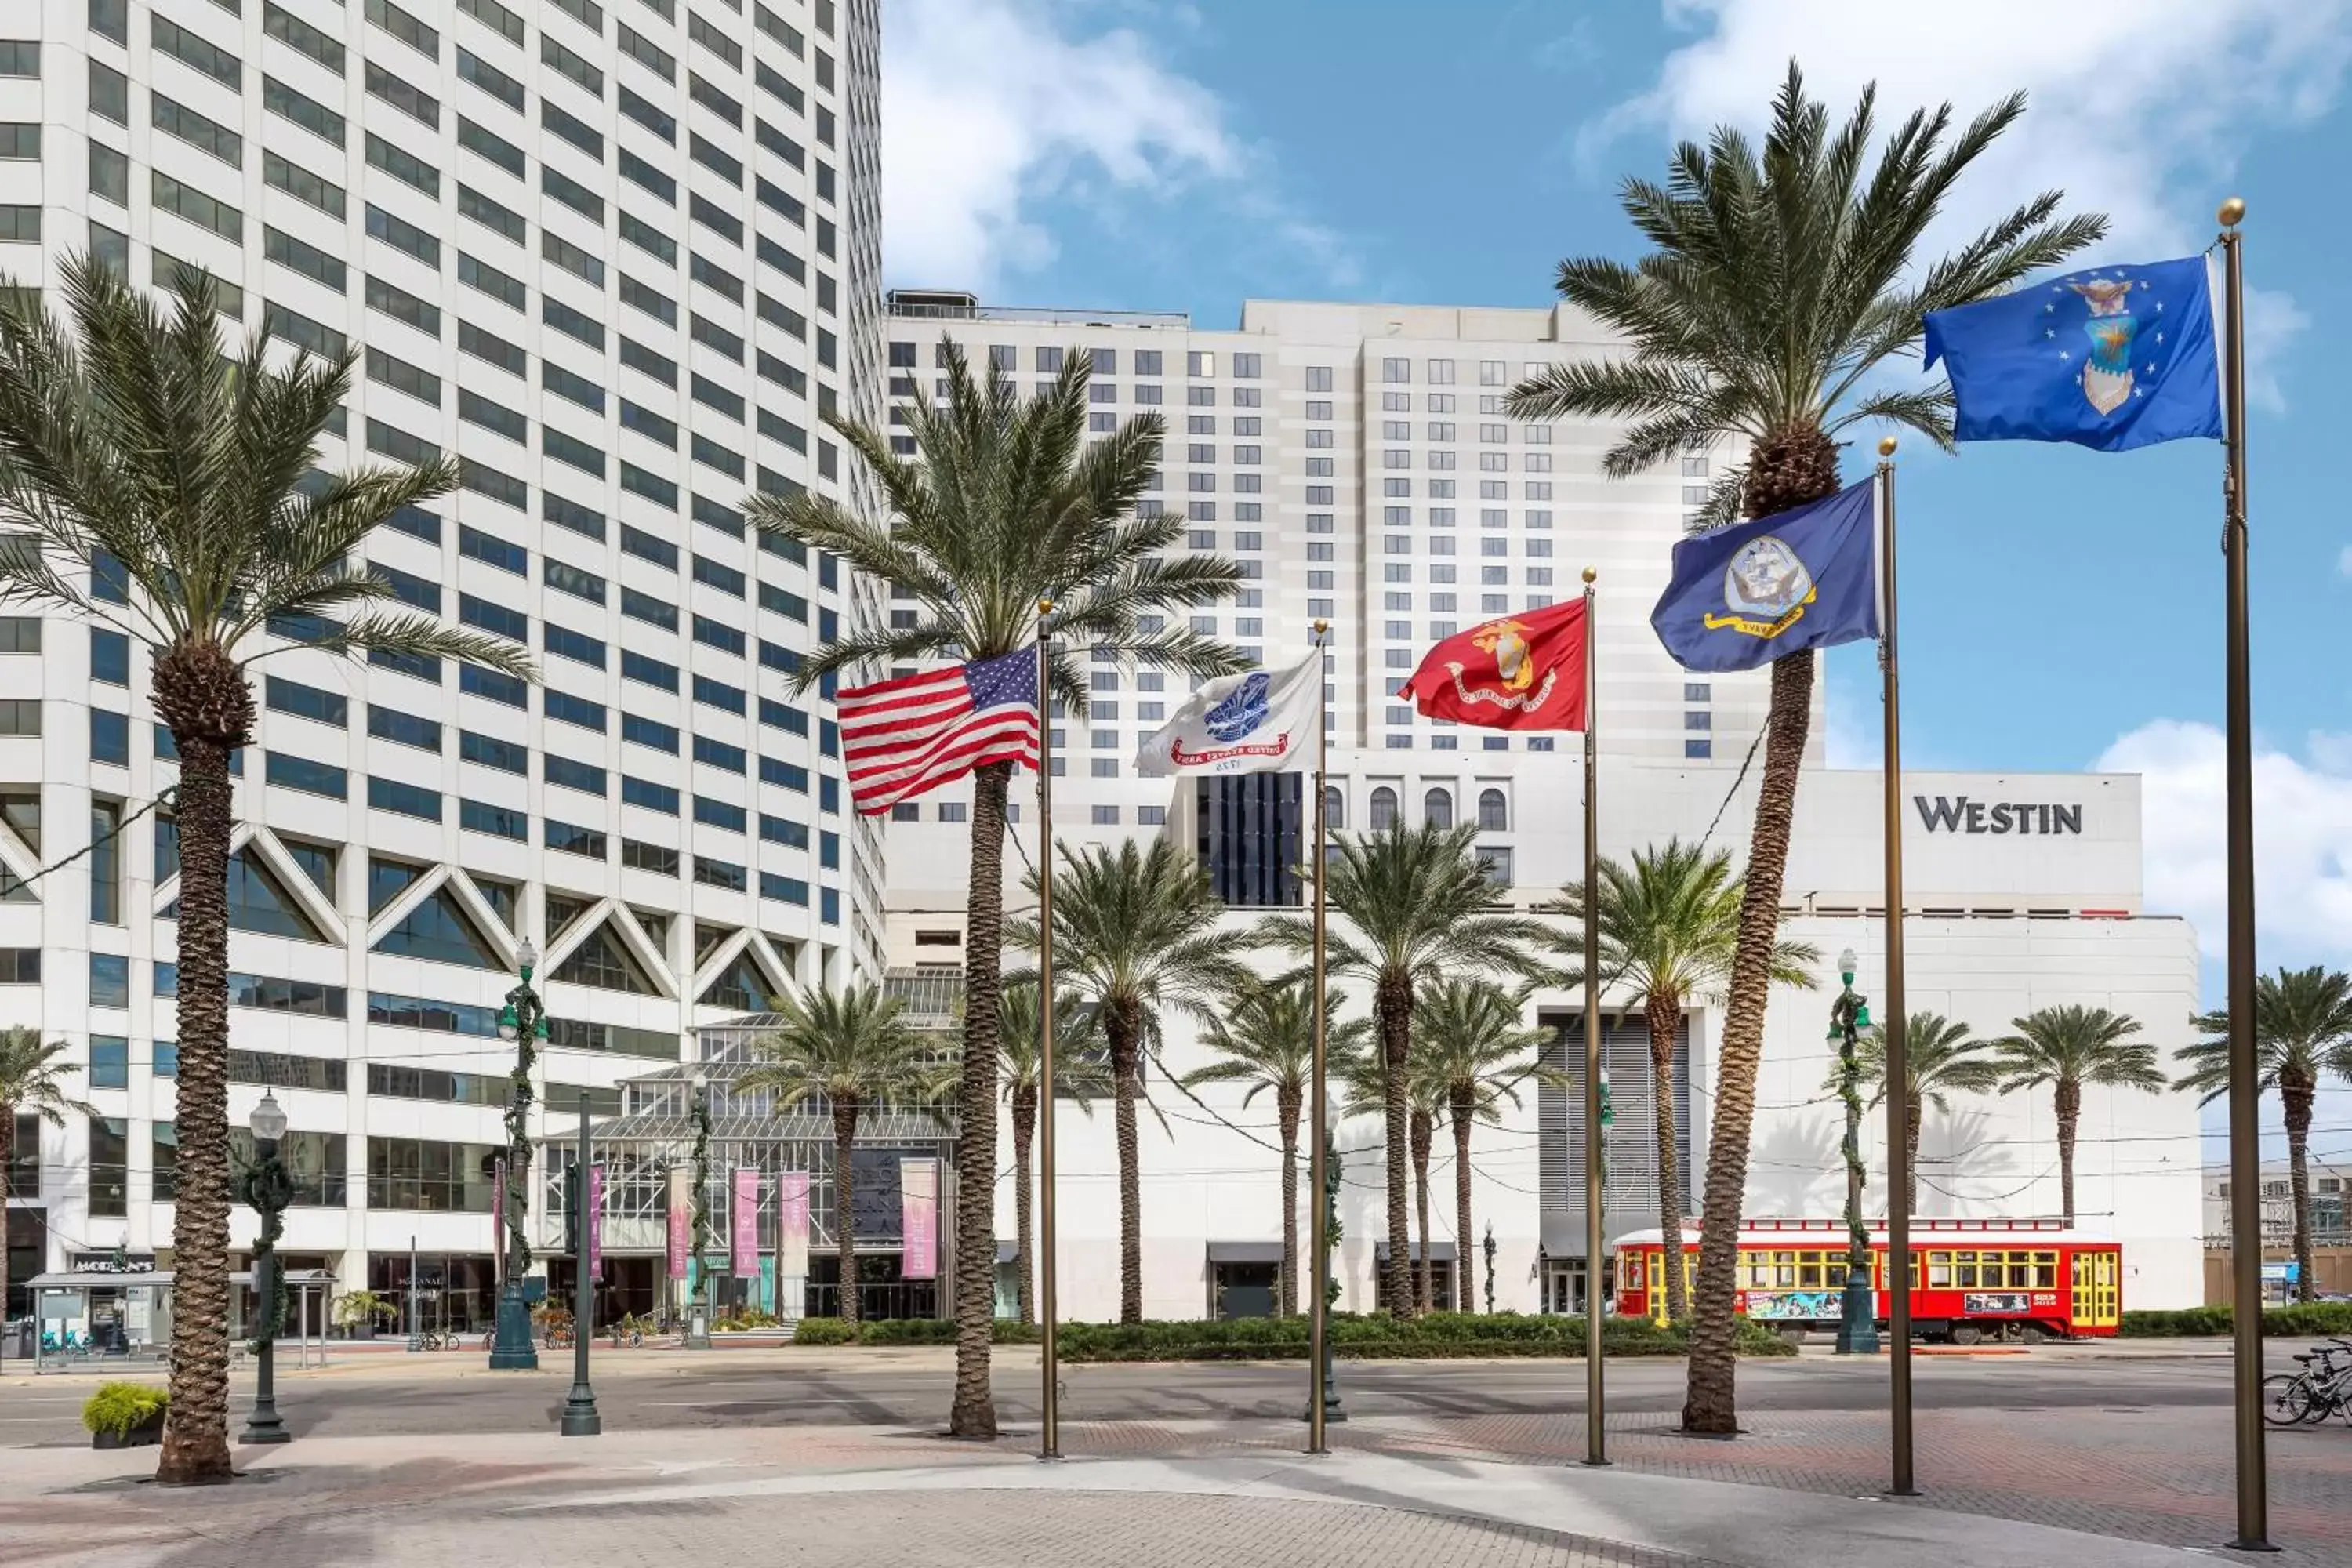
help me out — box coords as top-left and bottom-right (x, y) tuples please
(1914, 796), (2083, 836)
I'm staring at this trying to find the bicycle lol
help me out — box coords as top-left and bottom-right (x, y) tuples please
(2263, 1338), (2352, 1427)
(544, 1321), (575, 1349)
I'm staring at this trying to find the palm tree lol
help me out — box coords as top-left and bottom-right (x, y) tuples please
(1010, 838), (1250, 1323)
(996, 981), (1109, 1325)
(1414, 979), (1550, 1312)
(1990, 1005), (2167, 1226)
(1544, 840), (1819, 1321)
(1827, 1011), (2002, 1215)
(1258, 821), (1539, 1319)
(746, 341), (1243, 1435)
(739, 982), (937, 1330)
(1507, 66), (2103, 1433)
(2176, 967), (2352, 1304)
(0, 258), (529, 1483)
(0, 1028), (90, 1327)
(1181, 982), (1370, 1316)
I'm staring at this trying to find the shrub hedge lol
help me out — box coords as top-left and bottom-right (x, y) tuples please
(2120, 1302), (2352, 1338)
(82, 1382), (169, 1436)
(787, 1311), (1793, 1359)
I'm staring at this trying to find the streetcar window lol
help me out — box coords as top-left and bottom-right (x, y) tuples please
(1739, 1252), (1770, 1290)
(1955, 1250), (1980, 1288)
(1824, 1258), (1847, 1288)
(1797, 1255), (1824, 1289)
(1926, 1250), (1953, 1288)
(2006, 1257), (2034, 1288)
(1626, 1254), (1645, 1288)
(2034, 1252), (2058, 1288)
(1772, 1250), (1796, 1288)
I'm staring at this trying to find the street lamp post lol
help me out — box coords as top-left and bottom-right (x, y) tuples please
(1828, 947), (1880, 1356)
(239, 1092), (293, 1444)
(490, 938), (550, 1370)
(687, 1071), (713, 1350)
(1483, 1223), (1497, 1316)
(1305, 1127), (1345, 1423)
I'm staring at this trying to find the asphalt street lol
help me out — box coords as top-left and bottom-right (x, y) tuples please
(0, 1343), (2291, 1446)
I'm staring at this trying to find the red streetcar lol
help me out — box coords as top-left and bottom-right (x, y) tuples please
(1613, 1217), (2123, 1345)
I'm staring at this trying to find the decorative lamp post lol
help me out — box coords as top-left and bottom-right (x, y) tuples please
(490, 938), (550, 1370)
(1309, 1127), (1345, 1422)
(1828, 947), (1880, 1355)
(686, 1070), (713, 1350)
(1483, 1222), (1497, 1315)
(239, 1091), (292, 1444)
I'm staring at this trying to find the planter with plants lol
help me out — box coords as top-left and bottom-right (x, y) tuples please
(82, 1382), (169, 1449)
(333, 1289), (397, 1341)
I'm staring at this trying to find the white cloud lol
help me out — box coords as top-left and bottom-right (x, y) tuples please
(1594, 0), (2352, 411)
(880, 0), (1239, 291)
(2096, 720), (2352, 964)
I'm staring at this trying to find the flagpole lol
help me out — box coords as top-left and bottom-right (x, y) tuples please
(2216, 197), (2271, 1555)
(1307, 617), (1334, 1454)
(1875, 436), (1918, 1497)
(1035, 598), (1062, 1464)
(1580, 568), (1608, 1468)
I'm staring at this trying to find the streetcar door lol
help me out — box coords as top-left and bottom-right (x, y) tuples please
(2089, 1250), (2119, 1327)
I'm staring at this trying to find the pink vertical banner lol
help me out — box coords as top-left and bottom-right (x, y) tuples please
(731, 1167), (759, 1276)
(776, 1171), (811, 1280)
(901, 1158), (938, 1281)
(588, 1164), (604, 1276)
(666, 1165), (690, 1280)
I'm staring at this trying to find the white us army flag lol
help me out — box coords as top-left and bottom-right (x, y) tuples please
(1134, 654), (1321, 777)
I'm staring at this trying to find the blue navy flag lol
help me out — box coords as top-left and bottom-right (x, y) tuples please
(1650, 478), (1879, 673)
(1923, 257), (2223, 452)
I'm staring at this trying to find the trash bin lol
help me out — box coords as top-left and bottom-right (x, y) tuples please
(2, 1319), (31, 1361)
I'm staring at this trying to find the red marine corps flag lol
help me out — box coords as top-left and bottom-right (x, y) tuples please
(1403, 597), (1590, 731)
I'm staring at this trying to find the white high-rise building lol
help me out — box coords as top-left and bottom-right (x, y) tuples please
(3, 0), (883, 1330)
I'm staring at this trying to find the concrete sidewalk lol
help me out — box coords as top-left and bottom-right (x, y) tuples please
(0, 1424), (2241, 1568)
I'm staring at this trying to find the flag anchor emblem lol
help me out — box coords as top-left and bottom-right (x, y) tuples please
(1704, 535), (1817, 638)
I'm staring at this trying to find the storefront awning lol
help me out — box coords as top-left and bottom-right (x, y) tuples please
(1371, 1241), (1458, 1263)
(1205, 1242), (1285, 1265)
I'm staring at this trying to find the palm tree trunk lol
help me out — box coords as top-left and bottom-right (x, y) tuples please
(949, 759), (1012, 1437)
(1648, 992), (1688, 1323)
(2283, 1069), (2318, 1305)
(1108, 999), (1145, 1325)
(155, 700), (241, 1485)
(2055, 1078), (2081, 1228)
(1377, 973), (1414, 1319)
(1277, 1083), (1302, 1317)
(1411, 1108), (1434, 1315)
(0, 1105), (13, 1332)
(1904, 1095), (1923, 1217)
(1449, 1088), (1475, 1312)
(1683, 429), (1835, 1438)
(833, 1099), (861, 1330)
(1011, 1086), (1036, 1327)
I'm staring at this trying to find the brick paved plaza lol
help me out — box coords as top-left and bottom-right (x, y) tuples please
(5, 1347), (2348, 1567)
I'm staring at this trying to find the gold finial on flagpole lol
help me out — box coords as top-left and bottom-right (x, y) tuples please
(1581, 566), (1596, 585)
(1037, 596), (1054, 615)
(2218, 196), (2245, 229)
(1878, 436), (1898, 457)
(1312, 618), (1329, 636)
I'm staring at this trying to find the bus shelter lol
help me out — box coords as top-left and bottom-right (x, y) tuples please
(25, 1268), (336, 1373)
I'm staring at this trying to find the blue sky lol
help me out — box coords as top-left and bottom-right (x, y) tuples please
(880, 2), (2352, 1149)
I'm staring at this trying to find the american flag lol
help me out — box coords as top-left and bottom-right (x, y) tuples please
(838, 650), (1040, 815)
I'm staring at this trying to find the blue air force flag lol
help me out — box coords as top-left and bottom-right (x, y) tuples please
(1134, 652), (1321, 776)
(1650, 478), (1879, 673)
(1923, 257), (2223, 452)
